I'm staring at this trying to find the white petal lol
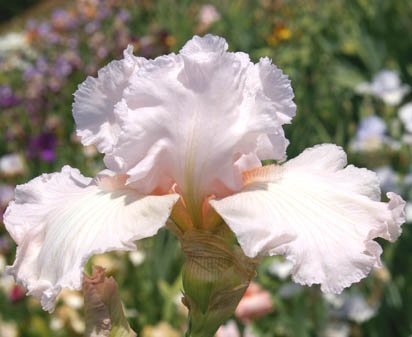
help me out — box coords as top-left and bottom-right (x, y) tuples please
(106, 35), (295, 206)
(399, 102), (412, 133)
(73, 46), (146, 153)
(4, 166), (178, 312)
(211, 144), (405, 293)
(356, 70), (410, 106)
(0, 153), (26, 176)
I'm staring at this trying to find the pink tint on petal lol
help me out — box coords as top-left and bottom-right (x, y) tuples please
(215, 320), (240, 337)
(235, 282), (273, 324)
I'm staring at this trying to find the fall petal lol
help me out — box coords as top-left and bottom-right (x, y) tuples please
(211, 144), (405, 293)
(4, 166), (178, 311)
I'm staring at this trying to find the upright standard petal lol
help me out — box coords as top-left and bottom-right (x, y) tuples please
(105, 35), (295, 218)
(4, 166), (178, 312)
(73, 46), (146, 153)
(211, 144), (405, 293)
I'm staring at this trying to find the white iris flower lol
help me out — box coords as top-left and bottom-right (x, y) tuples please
(356, 70), (410, 106)
(4, 35), (405, 313)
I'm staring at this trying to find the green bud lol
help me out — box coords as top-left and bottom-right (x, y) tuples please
(180, 229), (258, 337)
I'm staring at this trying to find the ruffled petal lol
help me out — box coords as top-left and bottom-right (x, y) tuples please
(73, 46), (146, 153)
(105, 35), (295, 206)
(4, 166), (178, 312)
(211, 144), (405, 293)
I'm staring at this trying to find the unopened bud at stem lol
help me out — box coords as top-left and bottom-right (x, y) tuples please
(180, 229), (258, 337)
(83, 266), (136, 337)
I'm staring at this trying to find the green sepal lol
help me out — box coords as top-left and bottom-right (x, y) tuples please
(180, 230), (258, 337)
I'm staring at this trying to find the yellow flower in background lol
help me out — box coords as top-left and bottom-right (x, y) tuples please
(267, 23), (292, 46)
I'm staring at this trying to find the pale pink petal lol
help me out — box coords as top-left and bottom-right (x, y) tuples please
(235, 282), (273, 323)
(215, 320), (240, 337)
(105, 35), (295, 206)
(73, 46), (146, 153)
(4, 166), (178, 312)
(211, 144), (405, 293)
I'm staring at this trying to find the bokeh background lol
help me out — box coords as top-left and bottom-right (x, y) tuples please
(0, 0), (412, 336)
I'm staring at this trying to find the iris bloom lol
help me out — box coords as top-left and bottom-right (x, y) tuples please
(4, 36), (405, 321)
(356, 69), (410, 106)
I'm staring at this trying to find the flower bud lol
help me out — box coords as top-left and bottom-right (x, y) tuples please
(180, 229), (258, 337)
(83, 266), (136, 337)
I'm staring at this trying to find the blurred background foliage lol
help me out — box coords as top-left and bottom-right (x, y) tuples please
(0, 0), (411, 336)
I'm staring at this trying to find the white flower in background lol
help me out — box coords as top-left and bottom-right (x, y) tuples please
(243, 326), (258, 337)
(215, 320), (240, 337)
(215, 323), (257, 337)
(50, 317), (64, 331)
(356, 70), (410, 106)
(324, 292), (377, 323)
(277, 283), (303, 299)
(0, 32), (35, 71)
(0, 255), (15, 294)
(0, 255), (6, 272)
(60, 289), (84, 309)
(141, 322), (179, 337)
(0, 184), (14, 208)
(323, 323), (350, 337)
(0, 32), (28, 54)
(374, 166), (400, 194)
(0, 319), (18, 337)
(198, 4), (221, 26)
(343, 294), (377, 323)
(4, 35), (405, 313)
(405, 203), (412, 223)
(399, 102), (412, 133)
(268, 258), (294, 280)
(323, 292), (346, 308)
(351, 115), (391, 152)
(404, 173), (412, 187)
(0, 153), (26, 176)
(128, 250), (146, 266)
(82, 145), (98, 158)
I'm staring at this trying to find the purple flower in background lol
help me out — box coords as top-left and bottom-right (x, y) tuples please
(0, 235), (11, 253)
(96, 6), (111, 20)
(350, 115), (391, 152)
(356, 115), (386, 142)
(0, 86), (19, 108)
(37, 22), (51, 37)
(28, 132), (57, 162)
(37, 21), (60, 44)
(36, 56), (49, 73)
(85, 21), (100, 34)
(23, 66), (40, 81)
(67, 37), (79, 49)
(25, 97), (44, 115)
(53, 55), (73, 78)
(97, 46), (109, 59)
(51, 8), (78, 30)
(0, 184), (14, 217)
(0, 184), (14, 208)
(26, 19), (37, 31)
(116, 9), (131, 23)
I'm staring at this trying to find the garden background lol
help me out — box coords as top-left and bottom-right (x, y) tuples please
(0, 0), (412, 336)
